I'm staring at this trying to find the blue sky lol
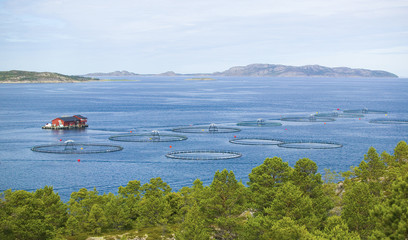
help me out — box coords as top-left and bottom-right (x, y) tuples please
(1, 0), (407, 76)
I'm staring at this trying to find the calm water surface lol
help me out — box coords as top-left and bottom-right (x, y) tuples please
(0, 76), (407, 201)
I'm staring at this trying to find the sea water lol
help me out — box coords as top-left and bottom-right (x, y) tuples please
(0, 76), (407, 201)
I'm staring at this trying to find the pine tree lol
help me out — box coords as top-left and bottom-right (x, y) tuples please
(248, 157), (292, 213)
(138, 178), (172, 228)
(342, 181), (375, 238)
(204, 169), (246, 239)
(175, 202), (211, 240)
(0, 187), (67, 239)
(118, 180), (142, 221)
(104, 193), (132, 230)
(291, 158), (334, 228)
(370, 176), (408, 239)
(264, 182), (317, 230)
(87, 204), (108, 234)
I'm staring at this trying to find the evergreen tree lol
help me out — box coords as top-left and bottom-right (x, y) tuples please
(104, 193), (132, 230)
(291, 158), (334, 228)
(138, 178), (172, 228)
(342, 181), (375, 238)
(67, 187), (104, 233)
(0, 187), (67, 240)
(393, 141), (408, 164)
(118, 179), (141, 221)
(205, 169), (246, 239)
(265, 217), (314, 240)
(248, 157), (292, 212)
(370, 176), (408, 239)
(33, 186), (68, 235)
(175, 202), (211, 240)
(241, 216), (314, 240)
(383, 141), (408, 187)
(87, 204), (108, 234)
(364, 147), (386, 181)
(165, 192), (184, 224)
(264, 182), (317, 230)
(315, 216), (361, 240)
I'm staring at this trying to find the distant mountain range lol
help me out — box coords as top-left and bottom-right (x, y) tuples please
(84, 64), (398, 78)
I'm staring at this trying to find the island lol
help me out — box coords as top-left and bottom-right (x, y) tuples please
(85, 63), (398, 78)
(185, 77), (216, 81)
(0, 70), (96, 83)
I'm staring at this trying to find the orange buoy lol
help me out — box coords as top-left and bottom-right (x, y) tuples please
(77, 159), (80, 162)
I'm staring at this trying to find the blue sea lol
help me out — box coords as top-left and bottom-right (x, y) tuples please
(1, 76), (407, 201)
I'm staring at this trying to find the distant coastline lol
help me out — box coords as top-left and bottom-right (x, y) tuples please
(0, 64), (399, 84)
(0, 70), (96, 84)
(84, 64), (399, 78)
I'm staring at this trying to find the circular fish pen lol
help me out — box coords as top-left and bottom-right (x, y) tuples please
(369, 119), (408, 124)
(109, 130), (188, 142)
(278, 141), (343, 149)
(165, 150), (242, 160)
(31, 140), (123, 154)
(280, 115), (335, 122)
(315, 112), (364, 118)
(172, 123), (241, 134)
(229, 138), (284, 145)
(343, 108), (387, 114)
(237, 118), (282, 127)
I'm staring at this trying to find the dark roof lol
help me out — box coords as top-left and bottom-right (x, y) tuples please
(55, 117), (78, 122)
(74, 115), (87, 119)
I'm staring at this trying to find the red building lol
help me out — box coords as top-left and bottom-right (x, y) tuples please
(50, 115), (88, 128)
(73, 115), (88, 126)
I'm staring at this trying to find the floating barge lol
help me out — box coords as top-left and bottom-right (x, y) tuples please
(42, 115), (88, 129)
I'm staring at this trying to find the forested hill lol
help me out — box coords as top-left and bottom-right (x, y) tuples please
(1, 141), (408, 239)
(0, 70), (95, 83)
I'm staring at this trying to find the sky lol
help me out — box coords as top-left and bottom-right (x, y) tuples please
(0, 0), (407, 76)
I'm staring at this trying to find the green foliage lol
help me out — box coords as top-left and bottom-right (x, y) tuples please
(264, 217), (314, 240)
(264, 182), (317, 230)
(175, 202), (211, 240)
(292, 158), (334, 227)
(87, 204), (108, 234)
(67, 187), (104, 234)
(204, 169), (246, 239)
(383, 141), (408, 186)
(342, 181), (376, 238)
(393, 141), (408, 164)
(104, 193), (132, 230)
(138, 178), (172, 228)
(165, 192), (184, 224)
(0, 186), (67, 240)
(323, 168), (341, 184)
(370, 176), (408, 239)
(118, 180), (141, 221)
(240, 215), (314, 240)
(248, 157), (292, 212)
